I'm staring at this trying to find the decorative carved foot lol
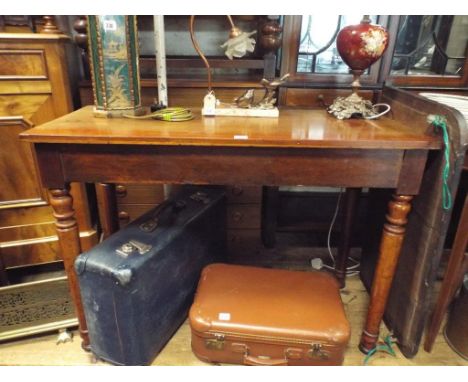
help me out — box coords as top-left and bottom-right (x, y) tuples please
(359, 194), (413, 354)
(49, 186), (90, 351)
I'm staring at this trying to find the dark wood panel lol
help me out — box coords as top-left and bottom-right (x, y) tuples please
(227, 204), (261, 229)
(282, 88), (376, 108)
(226, 185), (262, 204)
(227, 229), (263, 260)
(117, 203), (160, 228)
(39, 144), (405, 190)
(80, 86), (266, 109)
(115, 184), (165, 205)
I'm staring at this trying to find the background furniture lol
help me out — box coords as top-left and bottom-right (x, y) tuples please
(425, 156), (468, 352)
(0, 25), (98, 286)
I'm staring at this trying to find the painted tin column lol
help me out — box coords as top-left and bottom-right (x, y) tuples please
(87, 15), (143, 117)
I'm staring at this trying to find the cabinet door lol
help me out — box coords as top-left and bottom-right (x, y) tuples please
(382, 15), (468, 87)
(0, 117), (47, 208)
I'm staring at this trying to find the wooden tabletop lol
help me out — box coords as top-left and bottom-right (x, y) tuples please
(20, 106), (441, 150)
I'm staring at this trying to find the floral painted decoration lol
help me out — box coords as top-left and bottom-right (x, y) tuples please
(336, 17), (389, 71)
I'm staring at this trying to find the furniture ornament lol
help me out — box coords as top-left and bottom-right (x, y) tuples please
(190, 15), (284, 118)
(87, 15), (143, 117)
(329, 15), (390, 120)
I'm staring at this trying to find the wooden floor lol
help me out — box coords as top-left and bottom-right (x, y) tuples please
(0, 276), (466, 366)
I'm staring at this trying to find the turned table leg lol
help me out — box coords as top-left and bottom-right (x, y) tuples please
(359, 194), (413, 354)
(335, 188), (361, 288)
(49, 186), (90, 350)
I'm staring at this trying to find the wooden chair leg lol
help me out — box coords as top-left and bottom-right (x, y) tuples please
(335, 188), (361, 288)
(424, 194), (468, 353)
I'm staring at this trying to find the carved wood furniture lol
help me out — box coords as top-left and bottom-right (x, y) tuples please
(0, 32), (98, 284)
(424, 157), (468, 353)
(21, 86), (441, 355)
(359, 87), (467, 357)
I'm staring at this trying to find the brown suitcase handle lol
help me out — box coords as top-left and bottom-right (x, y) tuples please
(244, 355), (288, 366)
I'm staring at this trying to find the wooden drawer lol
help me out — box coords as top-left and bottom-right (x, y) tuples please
(118, 204), (159, 228)
(226, 185), (262, 204)
(0, 231), (96, 268)
(115, 184), (165, 205)
(227, 229), (263, 259)
(283, 88), (376, 108)
(227, 204), (261, 229)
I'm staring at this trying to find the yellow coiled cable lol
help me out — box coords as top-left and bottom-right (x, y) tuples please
(124, 107), (194, 122)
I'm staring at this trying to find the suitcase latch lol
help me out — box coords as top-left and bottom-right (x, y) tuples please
(205, 334), (225, 350)
(116, 240), (152, 257)
(190, 192), (211, 204)
(307, 344), (330, 360)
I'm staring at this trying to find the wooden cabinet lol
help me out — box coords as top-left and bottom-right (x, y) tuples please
(279, 15), (468, 105)
(114, 184), (166, 228)
(0, 33), (98, 283)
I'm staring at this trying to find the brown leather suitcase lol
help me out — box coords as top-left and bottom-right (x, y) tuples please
(189, 264), (350, 366)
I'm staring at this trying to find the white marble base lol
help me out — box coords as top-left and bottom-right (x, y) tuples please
(202, 106), (279, 118)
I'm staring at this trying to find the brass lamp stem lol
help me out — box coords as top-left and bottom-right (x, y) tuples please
(226, 15), (235, 29)
(189, 16), (212, 92)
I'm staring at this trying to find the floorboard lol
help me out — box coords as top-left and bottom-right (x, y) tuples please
(0, 276), (466, 366)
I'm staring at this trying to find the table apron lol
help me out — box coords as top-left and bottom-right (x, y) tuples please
(35, 144), (411, 190)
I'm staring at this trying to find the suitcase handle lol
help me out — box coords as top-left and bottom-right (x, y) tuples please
(243, 355), (288, 366)
(139, 199), (186, 232)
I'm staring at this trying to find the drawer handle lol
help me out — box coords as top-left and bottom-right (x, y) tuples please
(232, 211), (244, 222)
(317, 94), (329, 108)
(231, 186), (244, 196)
(118, 211), (130, 222)
(116, 185), (127, 197)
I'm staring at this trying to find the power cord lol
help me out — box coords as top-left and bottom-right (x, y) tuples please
(311, 188), (360, 276)
(124, 107), (194, 122)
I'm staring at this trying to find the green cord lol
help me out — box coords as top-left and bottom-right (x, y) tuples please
(363, 335), (396, 365)
(124, 107), (194, 122)
(428, 115), (452, 211)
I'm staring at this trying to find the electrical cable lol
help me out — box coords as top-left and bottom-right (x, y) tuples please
(124, 107), (194, 122)
(311, 188), (361, 276)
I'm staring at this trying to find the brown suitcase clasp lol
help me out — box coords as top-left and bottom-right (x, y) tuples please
(307, 344), (330, 360)
(205, 333), (225, 350)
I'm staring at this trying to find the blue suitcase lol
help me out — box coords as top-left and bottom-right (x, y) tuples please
(75, 186), (226, 365)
